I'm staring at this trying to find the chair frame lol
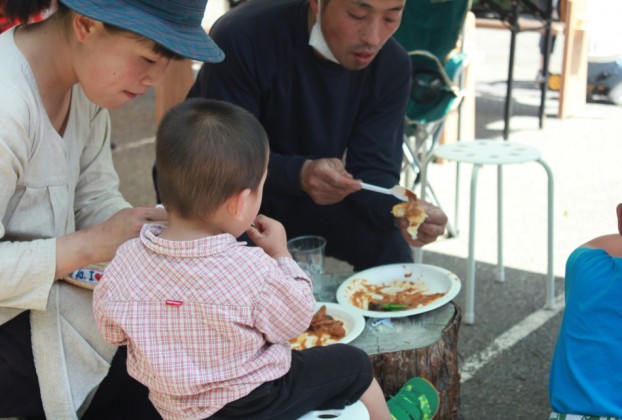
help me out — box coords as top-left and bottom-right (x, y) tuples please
(401, 51), (469, 238)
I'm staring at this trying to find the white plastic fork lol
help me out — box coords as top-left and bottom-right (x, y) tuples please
(359, 182), (410, 202)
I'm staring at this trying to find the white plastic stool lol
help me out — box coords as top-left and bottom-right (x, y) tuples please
(298, 400), (369, 420)
(418, 140), (555, 324)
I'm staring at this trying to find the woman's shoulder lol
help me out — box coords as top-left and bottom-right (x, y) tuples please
(0, 31), (43, 155)
(0, 28), (101, 122)
(0, 28), (38, 108)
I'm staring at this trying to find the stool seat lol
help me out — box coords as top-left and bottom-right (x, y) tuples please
(433, 140), (541, 165)
(298, 400), (369, 420)
(419, 140), (555, 324)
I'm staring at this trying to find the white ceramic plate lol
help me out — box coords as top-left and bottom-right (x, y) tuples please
(290, 302), (366, 350)
(336, 263), (461, 318)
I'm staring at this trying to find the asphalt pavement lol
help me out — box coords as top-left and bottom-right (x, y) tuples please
(109, 26), (622, 420)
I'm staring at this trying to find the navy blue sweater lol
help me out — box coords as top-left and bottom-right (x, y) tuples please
(189, 0), (412, 228)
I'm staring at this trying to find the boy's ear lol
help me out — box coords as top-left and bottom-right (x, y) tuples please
(227, 188), (252, 220)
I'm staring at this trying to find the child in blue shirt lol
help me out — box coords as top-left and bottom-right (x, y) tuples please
(549, 203), (622, 418)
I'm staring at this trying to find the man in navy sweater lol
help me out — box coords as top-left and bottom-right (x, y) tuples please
(175, 0), (448, 270)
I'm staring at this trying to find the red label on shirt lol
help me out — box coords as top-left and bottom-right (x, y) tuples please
(165, 300), (183, 306)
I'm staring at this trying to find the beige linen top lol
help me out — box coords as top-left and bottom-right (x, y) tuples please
(0, 27), (130, 418)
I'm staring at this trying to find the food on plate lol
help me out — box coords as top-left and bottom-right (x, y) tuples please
(391, 189), (428, 240)
(345, 277), (445, 312)
(290, 305), (346, 350)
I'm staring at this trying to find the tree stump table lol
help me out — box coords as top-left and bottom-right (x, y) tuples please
(318, 273), (462, 419)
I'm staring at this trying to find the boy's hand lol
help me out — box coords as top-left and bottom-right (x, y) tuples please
(247, 214), (291, 259)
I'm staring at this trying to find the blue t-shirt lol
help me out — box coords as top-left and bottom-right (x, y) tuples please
(549, 247), (622, 417)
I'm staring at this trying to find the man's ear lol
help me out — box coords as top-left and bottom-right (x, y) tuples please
(73, 14), (98, 43)
(227, 188), (252, 221)
(617, 203), (622, 236)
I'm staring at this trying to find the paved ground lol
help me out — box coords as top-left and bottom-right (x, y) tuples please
(109, 26), (622, 420)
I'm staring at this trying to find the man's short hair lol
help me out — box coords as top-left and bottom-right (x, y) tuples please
(156, 98), (269, 219)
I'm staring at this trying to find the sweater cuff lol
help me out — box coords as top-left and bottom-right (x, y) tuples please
(266, 154), (308, 196)
(3, 238), (57, 311)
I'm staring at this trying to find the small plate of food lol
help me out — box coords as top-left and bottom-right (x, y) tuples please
(336, 263), (461, 318)
(62, 263), (107, 290)
(289, 302), (366, 350)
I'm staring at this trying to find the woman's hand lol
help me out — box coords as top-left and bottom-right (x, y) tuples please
(93, 207), (168, 258)
(55, 207), (168, 279)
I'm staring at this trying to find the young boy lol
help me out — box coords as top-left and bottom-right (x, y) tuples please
(93, 98), (400, 419)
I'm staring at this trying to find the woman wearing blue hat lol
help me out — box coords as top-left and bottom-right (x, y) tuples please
(0, 0), (223, 418)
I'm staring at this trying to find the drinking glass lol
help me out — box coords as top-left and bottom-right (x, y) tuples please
(287, 235), (327, 275)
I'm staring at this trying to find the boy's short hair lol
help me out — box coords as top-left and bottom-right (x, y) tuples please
(156, 98), (269, 219)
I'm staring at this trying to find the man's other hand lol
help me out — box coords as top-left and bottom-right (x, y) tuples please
(399, 199), (448, 247)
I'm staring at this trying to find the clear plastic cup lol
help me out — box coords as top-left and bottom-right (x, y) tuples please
(287, 235), (327, 276)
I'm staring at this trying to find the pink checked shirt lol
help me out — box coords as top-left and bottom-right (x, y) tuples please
(93, 224), (315, 420)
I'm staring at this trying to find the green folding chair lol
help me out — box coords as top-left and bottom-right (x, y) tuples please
(394, 0), (472, 237)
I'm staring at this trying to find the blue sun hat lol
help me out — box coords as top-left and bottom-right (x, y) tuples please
(59, 0), (224, 63)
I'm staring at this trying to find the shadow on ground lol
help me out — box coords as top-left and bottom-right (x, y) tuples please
(474, 79), (562, 139)
(418, 249), (564, 419)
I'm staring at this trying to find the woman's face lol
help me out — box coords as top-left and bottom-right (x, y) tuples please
(73, 16), (171, 109)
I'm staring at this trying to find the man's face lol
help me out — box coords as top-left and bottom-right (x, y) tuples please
(313, 0), (405, 70)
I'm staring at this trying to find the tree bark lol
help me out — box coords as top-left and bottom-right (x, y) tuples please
(369, 303), (462, 419)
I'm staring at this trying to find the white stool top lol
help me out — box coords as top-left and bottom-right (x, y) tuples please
(434, 140), (542, 165)
(298, 400), (369, 420)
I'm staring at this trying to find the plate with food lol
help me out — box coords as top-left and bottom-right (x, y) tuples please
(289, 302), (366, 351)
(336, 263), (461, 318)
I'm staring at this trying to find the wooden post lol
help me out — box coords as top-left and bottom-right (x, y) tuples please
(440, 12), (476, 147)
(558, 0), (588, 119)
(154, 59), (195, 125)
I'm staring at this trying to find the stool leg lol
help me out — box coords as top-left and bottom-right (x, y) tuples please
(538, 158), (555, 309)
(497, 165), (505, 283)
(416, 154), (435, 264)
(414, 246), (424, 265)
(455, 162), (461, 234)
(425, 182), (458, 237)
(466, 164), (482, 325)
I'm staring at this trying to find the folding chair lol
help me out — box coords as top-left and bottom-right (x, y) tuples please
(393, 0), (472, 237)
